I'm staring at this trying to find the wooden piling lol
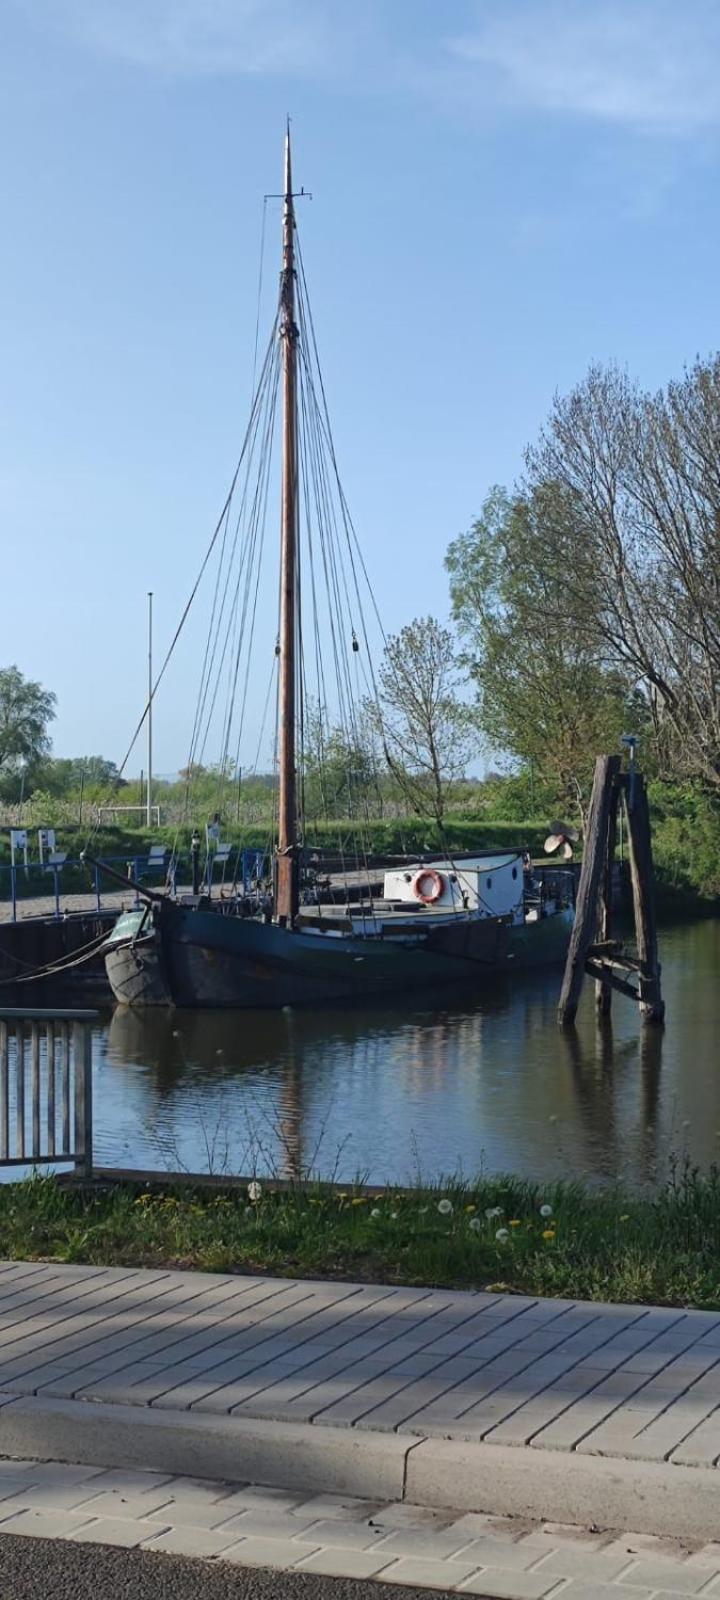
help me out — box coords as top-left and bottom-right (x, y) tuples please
(595, 785), (619, 1019)
(558, 755), (620, 1027)
(624, 774), (665, 1023)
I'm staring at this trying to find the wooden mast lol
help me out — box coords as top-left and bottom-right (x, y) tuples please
(275, 124), (299, 926)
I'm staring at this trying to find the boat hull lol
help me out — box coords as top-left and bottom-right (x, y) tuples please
(105, 902), (574, 1009)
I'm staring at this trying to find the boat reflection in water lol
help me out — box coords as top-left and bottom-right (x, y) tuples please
(100, 949), (679, 1190)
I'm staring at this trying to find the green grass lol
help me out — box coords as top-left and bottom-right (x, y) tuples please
(3, 1164), (720, 1309)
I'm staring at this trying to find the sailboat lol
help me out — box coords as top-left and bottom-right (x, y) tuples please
(104, 132), (574, 1009)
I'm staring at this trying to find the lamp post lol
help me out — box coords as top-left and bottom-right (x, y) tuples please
(147, 591), (153, 828)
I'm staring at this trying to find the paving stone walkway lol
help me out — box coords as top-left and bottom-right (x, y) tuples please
(0, 1458), (719, 1597)
(2, 1261), (720, 1467)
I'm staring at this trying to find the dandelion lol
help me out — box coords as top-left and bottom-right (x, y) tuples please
(469, 1217), (482, 1233)
(509, 1219), (521, 1229)
(619, 1214), (630, 1222)
(485, 1206), (502, 1220)
(247, 1181), (262, 1202)
(540, 1204), (553, 1218)
(172, 1029), (181, 1039)
(370, 1208), (381, 1219)
(351, 1196), (367, 1206)
(391, 1211), (398, 1220)
(465, 1204), (477, 1214)
(495, 1227), (510, 1242)
(542, 1229), (556, 1241)
(438, 1199), (453, 1216)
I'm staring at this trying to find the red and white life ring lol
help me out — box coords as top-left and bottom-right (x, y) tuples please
(412, 868), (444, 904)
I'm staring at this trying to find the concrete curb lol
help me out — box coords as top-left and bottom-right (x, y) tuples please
(1, 1395), (719, 1542)
(0, 1397), (414, 1501)
(405, 1437), (720, 1541)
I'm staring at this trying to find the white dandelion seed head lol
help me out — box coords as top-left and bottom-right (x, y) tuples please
(485, 1206), (502, 1220)
(437, 1199), (453, 1216)
(469, 1216), (482, 1232)
(370, 1208), (381, 1219)
(247, 1181), (262, 1202)
(495, 1227), (510, 1242)
(540, 1203), (553, 1218)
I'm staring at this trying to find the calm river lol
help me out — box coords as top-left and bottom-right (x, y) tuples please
(90, 920), (720, 1190)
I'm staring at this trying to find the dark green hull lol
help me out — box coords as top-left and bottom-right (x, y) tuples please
(105, 902), (574, 1009)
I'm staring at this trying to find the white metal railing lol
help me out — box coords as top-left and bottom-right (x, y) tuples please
(0, 1010), (95, 1175)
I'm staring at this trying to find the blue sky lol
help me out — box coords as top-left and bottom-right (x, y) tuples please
(1, 0), (719, 775)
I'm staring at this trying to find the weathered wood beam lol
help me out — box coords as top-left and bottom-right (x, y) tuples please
(558, 754), (621, 1027)
(595, 780), (620, 1018)
(585, 960), (640, 1001)
(624, 775), (665, 1024)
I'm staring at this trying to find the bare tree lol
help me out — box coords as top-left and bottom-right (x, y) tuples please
(526, 357), (720, 788)
(372, 617), (475, 822)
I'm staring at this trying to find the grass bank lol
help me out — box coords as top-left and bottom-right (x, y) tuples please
(2, 1166), (720, 1309)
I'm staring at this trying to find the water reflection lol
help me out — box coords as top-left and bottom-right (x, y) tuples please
(94, 922), (720, 1189)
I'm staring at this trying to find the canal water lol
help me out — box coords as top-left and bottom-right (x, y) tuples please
(91, 920), (720, 1190)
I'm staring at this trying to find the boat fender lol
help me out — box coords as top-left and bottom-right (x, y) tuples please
(412, 868), (444, 904)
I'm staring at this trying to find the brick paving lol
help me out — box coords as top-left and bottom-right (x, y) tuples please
(2, 1262), (720, 1468)
(0, 1458), (719, 1596)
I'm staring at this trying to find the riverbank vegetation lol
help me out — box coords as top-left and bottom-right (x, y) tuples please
(3, 1166), (720, 1310)
(3, 355), (720, 904)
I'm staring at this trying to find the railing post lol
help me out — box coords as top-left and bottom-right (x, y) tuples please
(0, 1019), (8, 1161)
(94, 863), (101, 913)
(61, 1021), (70, 1155)
(11, 863), (16, 923)
(16, 1025), (25, 1159)
(53, 864), (61, 920)
(46, 1021), (56, 1158)
(31, 1022), (40, 1159)
(73, 1020), (93, 1178)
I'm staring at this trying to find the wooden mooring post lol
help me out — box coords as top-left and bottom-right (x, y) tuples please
(558, 755), (664, 1027)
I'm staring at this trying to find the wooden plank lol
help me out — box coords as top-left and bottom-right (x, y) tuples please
(585, 961), (640, 1001)
(624, 775), (665, 1023)
(558, 755), (621, 1026)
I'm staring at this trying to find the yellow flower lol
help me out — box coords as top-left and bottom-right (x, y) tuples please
(542, 1229), (556, 1241)
(465, 1204), (477, 1214)
(351, 1196), (367, 1206)
(619, 1214), (630, 1222)
(134, 1194), (152, 1206)
(509, 1219), (522, 1228)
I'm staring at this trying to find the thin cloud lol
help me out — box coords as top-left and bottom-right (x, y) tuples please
(15, 0), (346, 77)
(448, 0), (720, 134)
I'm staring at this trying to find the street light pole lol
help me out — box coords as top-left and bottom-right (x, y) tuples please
(147, 591), (153, 829)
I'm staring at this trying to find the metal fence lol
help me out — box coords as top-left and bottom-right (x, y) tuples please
(0, 849), (268, 922)
(0, 1010), (95, 1174)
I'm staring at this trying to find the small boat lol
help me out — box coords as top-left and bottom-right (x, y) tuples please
(104, 131), (574, 1010)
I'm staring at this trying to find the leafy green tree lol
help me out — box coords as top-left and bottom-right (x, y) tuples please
(446, 487), (644, 825)
(0, 666), (56, 789)
(372, 617), (475, 823)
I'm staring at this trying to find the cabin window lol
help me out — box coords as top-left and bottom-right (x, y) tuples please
(512, 866), (518, 880)
(486, 877), (492, 889)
